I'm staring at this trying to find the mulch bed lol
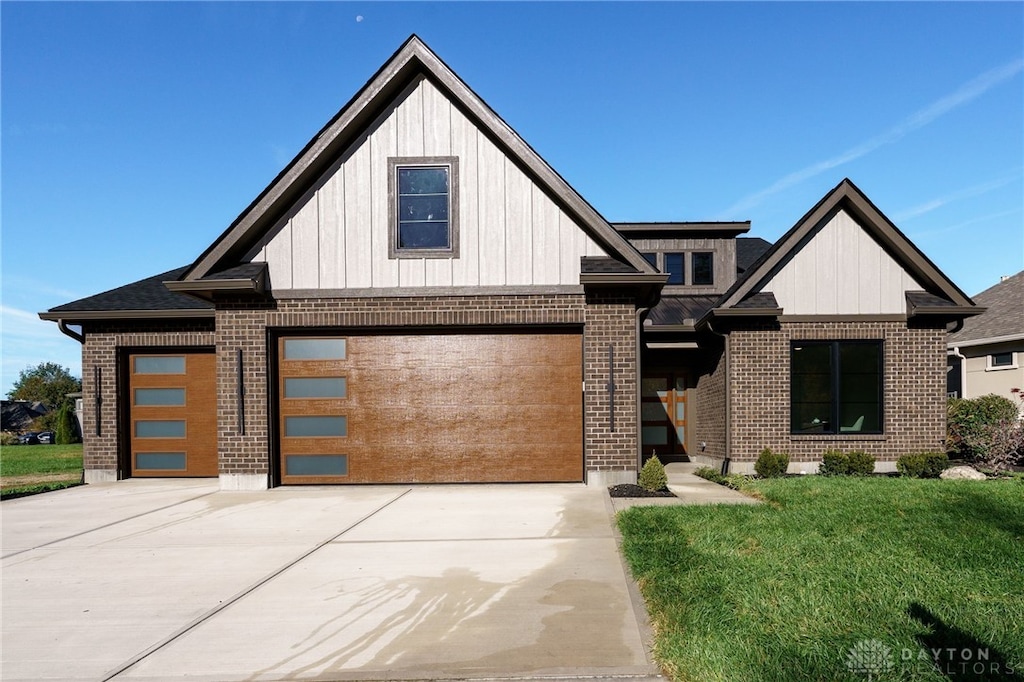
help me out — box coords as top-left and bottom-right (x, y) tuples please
(608, 484), (676, 498)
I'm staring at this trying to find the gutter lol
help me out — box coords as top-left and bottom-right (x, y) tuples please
(635, 304), (652, 479)
(57, 320), (84, 344)
(950, 346), (967, 399)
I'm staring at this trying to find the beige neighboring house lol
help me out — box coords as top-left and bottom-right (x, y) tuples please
(948, 270), (1024, 414)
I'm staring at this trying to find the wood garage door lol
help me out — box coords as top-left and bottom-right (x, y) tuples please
(128, 352), (218, 477)
(277, 332), (582, 484)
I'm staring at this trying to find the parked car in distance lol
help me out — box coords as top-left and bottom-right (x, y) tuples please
(36, 431), (55, 444)
(18, 432), (39, 445)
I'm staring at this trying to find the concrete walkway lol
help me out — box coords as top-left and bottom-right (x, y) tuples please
(610, 462), (760, 512)
(2, 480), (663, 682)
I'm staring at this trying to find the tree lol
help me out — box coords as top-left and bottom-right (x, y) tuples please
(7, 362), (81, 414)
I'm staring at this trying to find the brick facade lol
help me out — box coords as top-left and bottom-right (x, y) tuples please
(725, 320), (947, 468)
(81, 293), (642, 486)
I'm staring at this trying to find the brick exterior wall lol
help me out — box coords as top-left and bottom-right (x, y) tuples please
(583, 292), (639, 478)
(693, 341), (727, 463)
(79, 320), (216, 476)
(726, 320), (947, 464)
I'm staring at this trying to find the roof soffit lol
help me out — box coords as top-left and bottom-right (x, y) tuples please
(182, 35), (656, 282)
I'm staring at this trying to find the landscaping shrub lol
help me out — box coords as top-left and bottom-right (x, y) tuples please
(55, 403), (80, 445)
(947, 393), (1019, 461)
(638, 455), (668, 492)
(0, 432), (18, 447)
(754, 448), (789, 478)
(818, 449), (849, 476)
(694, 466), (749, 491)
(846, 450), (876, 476)
(897, 451), (949, 478)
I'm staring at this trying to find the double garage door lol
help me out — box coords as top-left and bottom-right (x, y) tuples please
(277, 331), (583, 484)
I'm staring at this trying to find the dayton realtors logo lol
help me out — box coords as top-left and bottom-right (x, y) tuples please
(846, 639), (1018, 679)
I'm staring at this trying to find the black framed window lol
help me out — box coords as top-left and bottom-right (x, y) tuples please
(388, 157), (459, 259)
(990, 352), (1014, 368)
(691, 252), (714, 285)
(791, 340), (883, 434)
(664, 253), (685, 284)
(641, 252), (658, 268)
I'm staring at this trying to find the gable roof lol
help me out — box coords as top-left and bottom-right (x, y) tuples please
(948, 270), (1024, 346)
(177, 35), (656, 289)
(704, 178), (979, 322)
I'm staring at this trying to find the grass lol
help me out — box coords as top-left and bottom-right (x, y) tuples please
(0, 443), (83, 498)
(618, 476), (1024, 681)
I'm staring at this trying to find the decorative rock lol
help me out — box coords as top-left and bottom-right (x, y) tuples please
(940, 465), (987, 481)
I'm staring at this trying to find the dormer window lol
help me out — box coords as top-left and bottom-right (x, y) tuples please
(664, 253), (685, 284)
(692, 252), (713, 285)
(388, 157), (459, 259)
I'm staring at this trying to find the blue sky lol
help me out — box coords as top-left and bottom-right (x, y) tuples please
(2, 1), (1022, 395)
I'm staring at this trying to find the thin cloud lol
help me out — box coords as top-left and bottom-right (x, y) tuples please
(894, 172), (1022, 222)
(720, 58), (1024, 218)
(907, 208), (1022, 240)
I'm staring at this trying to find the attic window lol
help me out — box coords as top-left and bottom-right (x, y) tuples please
(388, 157), (459, 259)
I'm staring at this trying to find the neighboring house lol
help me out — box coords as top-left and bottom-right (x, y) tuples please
(40, 36), (980, 486)
(1, 400), (49, 434)
(947, 271), (1024, 414)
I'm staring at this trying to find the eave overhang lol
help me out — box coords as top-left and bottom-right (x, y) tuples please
(38, 309), (215, 322)
(164, 276), (266, 303)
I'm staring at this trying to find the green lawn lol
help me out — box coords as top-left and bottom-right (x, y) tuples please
(0, 443), (83, 497)
(618, 476), (1024, 682)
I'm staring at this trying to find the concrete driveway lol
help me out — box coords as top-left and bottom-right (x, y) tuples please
(2, 481), (660, 682)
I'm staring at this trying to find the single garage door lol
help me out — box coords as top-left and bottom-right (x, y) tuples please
(277, 331), (583, 484)
(128, 352), (218, 477)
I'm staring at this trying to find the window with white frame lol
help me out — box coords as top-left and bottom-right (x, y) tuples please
(988, 352), (1017, 370)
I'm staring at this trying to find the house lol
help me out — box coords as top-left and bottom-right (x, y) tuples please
(1, 400), (50, 434)
(40, 36), (980, 487)
(947, 271), (1024, 414)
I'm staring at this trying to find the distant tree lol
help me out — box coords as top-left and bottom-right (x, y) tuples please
(7, 362), (81, 414)
(55, 402), (80, 444)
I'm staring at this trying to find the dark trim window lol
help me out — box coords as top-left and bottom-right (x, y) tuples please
(664, 253), (685, 285)
(691, 252), (713, 285)
(791, 340), (883, 434)
(641, 252), (658, 268)
(388, 157), (459, 259)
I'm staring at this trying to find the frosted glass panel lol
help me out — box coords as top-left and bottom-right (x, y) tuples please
(135, 388), (186, 406)
(284, 338), (347, 360)
(284, 416), (347, 438)
(136, 421), (186, 438)
(675, 426), (686, 444)
(286, 455), (348, 476)
(642, 426), (668, 445)
(676, 401), (685, 421)
(284, 378), (347, 399)
(136, 452), (186, 470)
(134, 356), (185, 374)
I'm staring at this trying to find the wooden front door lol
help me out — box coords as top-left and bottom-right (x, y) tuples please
(128, 352), (217, 477)
(641, 373), (690, 460)
(276, 331), (583, 484)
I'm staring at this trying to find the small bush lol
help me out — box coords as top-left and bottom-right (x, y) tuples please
(947, 394), (1020, 461)
(897, 452), (949, 478)
(0, 431), (19, 446)
(819, 449), (849, 476)
(694, 466), (750, 491)
(846, 450), (876, 476)
(638, 455), (668, 492)
(754, 448), (789, 478)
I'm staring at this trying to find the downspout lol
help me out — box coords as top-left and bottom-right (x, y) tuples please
(635, 305), (652, 480)
(951, 346), (966, 400)
(57, 320), (85, 344)
(706, 320), (730, 474)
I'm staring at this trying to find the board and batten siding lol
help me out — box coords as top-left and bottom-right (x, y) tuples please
(762, 209), (923, 315)
(248, 76), (605, 290)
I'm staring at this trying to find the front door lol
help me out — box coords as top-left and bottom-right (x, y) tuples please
(641, 373), (690, 461)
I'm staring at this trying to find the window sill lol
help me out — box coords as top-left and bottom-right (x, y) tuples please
(985, 365), (1018, 372)
(790, 433), (887, 441)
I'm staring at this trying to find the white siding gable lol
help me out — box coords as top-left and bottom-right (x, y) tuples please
(762, 209), (923, 315)
(247, 76), (605, 291)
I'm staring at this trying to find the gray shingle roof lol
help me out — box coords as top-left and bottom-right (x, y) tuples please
(949, 270), (1024, 344)
(736, 237), (773, 273)
(580, 257), (640, 274)
(46, 267), (213, 314)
